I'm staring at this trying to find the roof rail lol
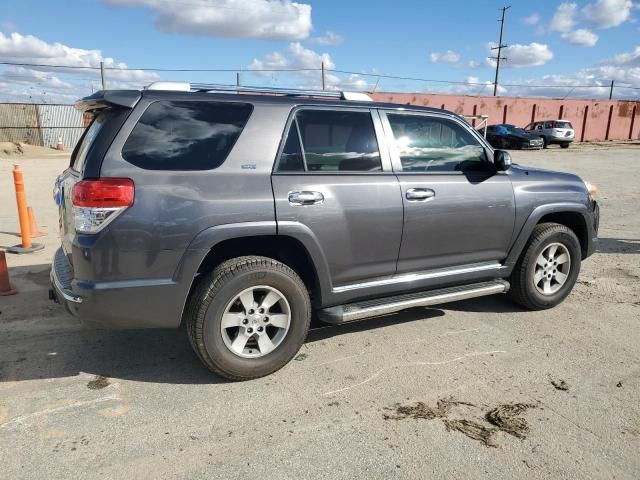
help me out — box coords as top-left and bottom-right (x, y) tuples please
(145, 82), (372, 101)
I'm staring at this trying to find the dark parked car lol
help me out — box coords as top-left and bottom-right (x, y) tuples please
(50, 83), (599, 380)
(481, 124), (544, 150)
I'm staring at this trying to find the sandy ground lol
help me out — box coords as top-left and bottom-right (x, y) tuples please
(0, 143), (639, 479)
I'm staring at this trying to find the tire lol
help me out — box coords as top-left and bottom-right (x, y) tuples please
(542, 137), (549, 149)
(186, 256), (311, 380)
(508, 223), (581, 310)
(560, 143), (570, 149)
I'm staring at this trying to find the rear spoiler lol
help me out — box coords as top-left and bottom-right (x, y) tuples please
(75, 90), (141, 112)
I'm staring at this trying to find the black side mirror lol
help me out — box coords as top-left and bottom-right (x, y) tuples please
(494, 150), (512, 171)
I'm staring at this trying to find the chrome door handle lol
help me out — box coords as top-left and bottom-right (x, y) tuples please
(406, 188), (435, 201)
(288, 191), (324, 206)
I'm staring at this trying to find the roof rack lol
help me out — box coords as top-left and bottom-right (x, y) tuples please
(145, 82), (373, 102)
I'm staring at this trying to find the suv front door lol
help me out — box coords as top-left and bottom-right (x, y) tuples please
(380, 110), (515, 276)
(272, 107), (403, 289)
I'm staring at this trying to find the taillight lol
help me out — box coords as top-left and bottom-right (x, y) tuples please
(72, 178), (134, 233)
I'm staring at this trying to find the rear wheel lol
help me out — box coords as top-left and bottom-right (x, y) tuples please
(508, 223), (581, 310)
(560, 143), (570, 149)
(186, 256), (311, 380)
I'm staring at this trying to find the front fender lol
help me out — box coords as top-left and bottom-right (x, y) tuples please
(505, 202), (592, 267)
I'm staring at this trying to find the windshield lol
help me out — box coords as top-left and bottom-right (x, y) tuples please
(499, 125), (527, 135)
(70, 111), (109, 172)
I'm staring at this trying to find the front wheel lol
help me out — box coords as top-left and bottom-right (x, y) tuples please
(186, 256), (311, 380)
(508, 223), (581, 310)
(560, 143), (570, 149)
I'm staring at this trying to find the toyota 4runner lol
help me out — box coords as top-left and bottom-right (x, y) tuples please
(50, 83), (600, 380)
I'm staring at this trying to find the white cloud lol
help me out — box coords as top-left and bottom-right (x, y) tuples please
(103, 0), (312, 40)
(308, 31), (343, 46)
(497, 45), (640, 99)
(450, 76), (506, 96)
(562, 28), (599, 46)
(550, 2), (577, 32)
(429, 50), (460, 64)
(249, 42), (372, 90)
(523, 13), (541, 25)
(583, 0), (633, 28)
(488, 42), (554, 68)
(467, 60), (481, 68)
(0, 32), (159, 102)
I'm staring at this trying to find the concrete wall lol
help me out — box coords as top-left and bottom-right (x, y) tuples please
(371, 92), (640, 142)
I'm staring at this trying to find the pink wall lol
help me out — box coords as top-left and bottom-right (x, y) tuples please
(371, 92), (640, 142)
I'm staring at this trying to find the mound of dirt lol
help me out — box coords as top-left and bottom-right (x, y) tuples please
(0, 142), (25, 156)
(384, 396), (539, 448)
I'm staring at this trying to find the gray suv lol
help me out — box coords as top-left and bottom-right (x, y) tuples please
(50, 83), (599, 380)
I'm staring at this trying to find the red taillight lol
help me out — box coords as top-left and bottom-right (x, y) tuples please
(72, 178), (134, 208)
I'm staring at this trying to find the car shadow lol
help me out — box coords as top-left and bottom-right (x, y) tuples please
(596, 237), (640, 254)
(0, 262), (521, 385)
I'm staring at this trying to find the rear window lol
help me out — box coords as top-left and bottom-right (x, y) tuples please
(556, 121), (573, 129)
(71, 112), (109, 171)
(122, 101), (252, 170)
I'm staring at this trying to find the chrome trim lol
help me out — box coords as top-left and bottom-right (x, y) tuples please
(332, 262), (503, 293)
(50, 268), (83, 304)
(341, 281), (509, 322)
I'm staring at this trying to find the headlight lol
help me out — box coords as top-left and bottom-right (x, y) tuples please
(584, 180), (598, 199)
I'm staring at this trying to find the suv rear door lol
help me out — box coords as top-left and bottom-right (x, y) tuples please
(271, 107), (403, 288)
(379, 110), (515, 276)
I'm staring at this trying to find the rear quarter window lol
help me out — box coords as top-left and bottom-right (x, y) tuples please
(122, 100), (253, 170)
(71, 112), (109, 172)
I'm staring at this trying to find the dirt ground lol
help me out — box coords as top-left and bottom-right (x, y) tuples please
(0, 143), (639, 479)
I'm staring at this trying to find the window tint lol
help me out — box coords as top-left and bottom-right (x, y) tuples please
(556, 121), (572, 129)
(387, 114), (487, 173)
(122, 101), (252, 170)
(289, 109), (382, 172)
(544, 121), (553, 129)
(277, 121), (305, 172)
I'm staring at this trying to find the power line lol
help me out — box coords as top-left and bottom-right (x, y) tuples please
(1, 60), (639, 91)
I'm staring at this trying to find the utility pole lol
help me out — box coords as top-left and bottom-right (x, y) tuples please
(321, 61), (326, 91)
(609, 80), (614, 100)
(236, 72), (241, 87)
(100, 61), (106, 90)
(490, 5), (510, 96)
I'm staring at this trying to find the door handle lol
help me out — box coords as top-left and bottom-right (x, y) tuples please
(288, 191), (324, 206)
(406, 188), (435, 201)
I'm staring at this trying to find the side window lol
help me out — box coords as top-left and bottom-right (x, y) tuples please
(278, 120), (305, 171)
(536, 123), (543, 130)
(277, 109), (381, 172)
(122, 101), (253, 170)
(386, 114), (487, 173)
(544, 121), (553, 129)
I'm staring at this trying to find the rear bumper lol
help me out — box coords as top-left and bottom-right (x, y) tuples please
(50, 247), (185, 329)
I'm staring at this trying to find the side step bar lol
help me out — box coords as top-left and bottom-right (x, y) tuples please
(318, 280), (510, 324)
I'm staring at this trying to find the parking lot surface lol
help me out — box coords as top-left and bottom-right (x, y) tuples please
(1, 143), (639, 479)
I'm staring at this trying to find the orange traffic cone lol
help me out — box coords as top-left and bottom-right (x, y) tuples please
(28, 207), (46, 237)
(0, 251), (17, 296)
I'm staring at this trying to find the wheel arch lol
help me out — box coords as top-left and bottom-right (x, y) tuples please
(174, 222), (331, 325)
(506, 204), (591, 266)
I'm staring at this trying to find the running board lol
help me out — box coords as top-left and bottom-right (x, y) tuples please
(318, 280), (510, 324)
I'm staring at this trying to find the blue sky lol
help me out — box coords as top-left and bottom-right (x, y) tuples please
(0, 0), (639, 102)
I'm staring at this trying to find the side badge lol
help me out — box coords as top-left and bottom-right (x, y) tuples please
(241, 163), (257, 170)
